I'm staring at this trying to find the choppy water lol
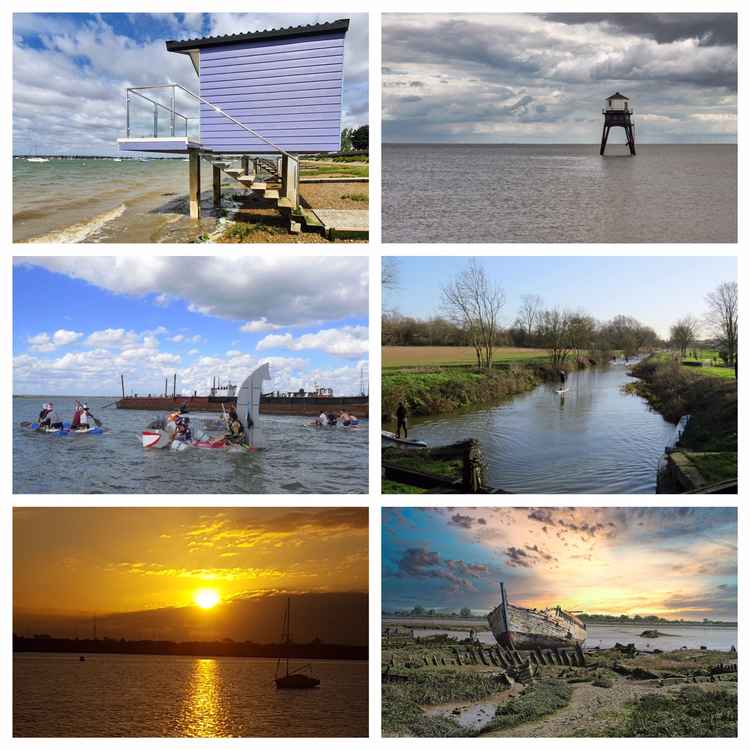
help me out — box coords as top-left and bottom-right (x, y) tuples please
(13, 158), (227, 243)
(382, 144), (737, 242)
(13, 654), (368, 737)
(405, 362), (675, 493)
(410, 624), (737, 652)
(13, 396), (368, 494)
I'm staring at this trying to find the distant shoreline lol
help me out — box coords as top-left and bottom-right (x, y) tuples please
(382, 615), (736, 629)
(13, 636), (367, 661)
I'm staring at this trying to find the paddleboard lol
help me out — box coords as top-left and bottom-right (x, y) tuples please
(381, 431), (427, 448)
(21, 421), (103, 435)
(556, 388), (570, 394)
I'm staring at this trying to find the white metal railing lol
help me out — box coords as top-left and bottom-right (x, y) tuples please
(125, 82), (298, 163)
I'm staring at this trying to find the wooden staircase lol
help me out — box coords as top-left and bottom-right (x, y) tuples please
(212, 158), (322, 235)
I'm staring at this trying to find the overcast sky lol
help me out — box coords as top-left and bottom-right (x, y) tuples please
(382, 507), (737, 621)
(13, 13), (368, 156)
(383, 13), (737, 143)
(13, 257), (368, 397)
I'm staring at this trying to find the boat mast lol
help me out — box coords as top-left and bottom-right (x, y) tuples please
(285, 597), (291, 677)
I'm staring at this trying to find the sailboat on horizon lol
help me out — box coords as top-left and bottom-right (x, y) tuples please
(274, 597), (320, 689)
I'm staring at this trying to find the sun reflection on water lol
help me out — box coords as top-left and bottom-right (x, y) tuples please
(179, 658), (230, 737)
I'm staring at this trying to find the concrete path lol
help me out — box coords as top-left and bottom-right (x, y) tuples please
(312, 209), (369, 238)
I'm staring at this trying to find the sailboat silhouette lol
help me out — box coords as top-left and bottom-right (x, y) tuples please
(274, 597), (320, 689)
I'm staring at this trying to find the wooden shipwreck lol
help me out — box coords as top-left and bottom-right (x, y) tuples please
(487, 583), (586, 650)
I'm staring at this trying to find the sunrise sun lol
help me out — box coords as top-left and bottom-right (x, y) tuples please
(193, 588), (220, 609)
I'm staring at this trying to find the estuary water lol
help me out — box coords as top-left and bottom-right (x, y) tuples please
(13, 158), (226, 243)
(407, 362), (674, 493)
(13, 654), (368, 737)
(382, 144), (737, 243)
(13, 396), (368, 494)
(409, 624), (737, 653)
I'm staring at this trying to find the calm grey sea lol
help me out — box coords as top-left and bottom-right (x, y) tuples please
(13, 654), (368, 737)
(382, 144), (737, 243)
(13, 396), (368, 494)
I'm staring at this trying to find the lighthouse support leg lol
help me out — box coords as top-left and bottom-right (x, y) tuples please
(626, 125), (636, 156)
(600, 125), (610, 156)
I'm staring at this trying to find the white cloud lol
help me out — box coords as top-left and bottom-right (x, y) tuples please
(170, 334), (186, 343)
(240, 318), (281, 333)
(15, 256), (368, 328)
(257, 326), (368, 357)
(28, 329), (84, 352)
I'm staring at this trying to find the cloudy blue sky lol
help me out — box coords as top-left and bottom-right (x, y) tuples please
(13, 257), (368, 397)
(382, 507), (737, 621)
(13, 12), (368, 156)
(383, 13), (737, 143)
(384, 256), (737, 340)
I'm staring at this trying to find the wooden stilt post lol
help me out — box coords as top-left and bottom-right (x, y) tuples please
(188, 150), (201, 219)
(599, 125), (610, 156)
(241, 155), (250, 176)
(212, 164), (221, 208)
(281, 154), (299, 209)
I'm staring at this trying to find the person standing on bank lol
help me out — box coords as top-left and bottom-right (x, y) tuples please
(396, 401), (408, 439)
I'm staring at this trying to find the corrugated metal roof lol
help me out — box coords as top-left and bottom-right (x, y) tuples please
(166, 19), (349, 52)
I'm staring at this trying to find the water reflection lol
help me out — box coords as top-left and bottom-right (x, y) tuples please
(179, 659), (230, 737)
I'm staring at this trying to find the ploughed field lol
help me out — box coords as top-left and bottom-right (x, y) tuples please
(382, 346), (552, 369)
(382, 634), (737, 737)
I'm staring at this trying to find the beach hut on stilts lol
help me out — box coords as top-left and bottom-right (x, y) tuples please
(117, 19), (350, 232)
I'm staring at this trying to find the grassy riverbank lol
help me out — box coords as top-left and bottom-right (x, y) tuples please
(381, 347), (614, 419)
(382, 637), (737, 737)
(628, 355), (737, 487)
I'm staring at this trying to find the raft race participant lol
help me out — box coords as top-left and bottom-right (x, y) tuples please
(71, 401), (92, 430)
(38, 403), (63, 430)
(224, 404), (248, 445)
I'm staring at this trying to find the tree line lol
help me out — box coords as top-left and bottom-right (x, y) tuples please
(383, 259), (737, 370)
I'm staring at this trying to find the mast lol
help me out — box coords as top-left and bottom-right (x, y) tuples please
(285, 597), (291, 676)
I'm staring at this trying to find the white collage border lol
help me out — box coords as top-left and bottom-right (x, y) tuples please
(2, 0), (746, 746)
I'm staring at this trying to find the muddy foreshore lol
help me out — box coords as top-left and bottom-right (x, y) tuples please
(382, 635), (737, 737)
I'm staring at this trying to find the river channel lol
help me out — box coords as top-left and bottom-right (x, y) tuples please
(409, 361), (675, 493)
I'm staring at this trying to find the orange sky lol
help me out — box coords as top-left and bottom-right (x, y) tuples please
(14, 507), (368, 641)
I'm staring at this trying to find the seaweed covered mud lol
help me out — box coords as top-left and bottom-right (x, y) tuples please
(382, 630), (737, 738)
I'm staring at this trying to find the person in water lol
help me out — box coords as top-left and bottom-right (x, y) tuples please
(38, 402), (63, 430)
(174, 415), (192, 441)
(225, 404), (247, 444)
(396, 401), (408, 439)
(559, 369), (568, 387)
(317, 412), (329, 427)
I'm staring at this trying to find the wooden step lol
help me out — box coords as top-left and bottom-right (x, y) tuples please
(300, 208), (323, 228)
(212, 161), (231, 169)
(237, 175), (256, 188)
(224, 168), (243, 178)
(277, 197), (295, 210)
(251, 182), (267, 192)
(264, 189), (280, 201)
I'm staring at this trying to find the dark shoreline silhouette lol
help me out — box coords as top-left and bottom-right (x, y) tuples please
(13, 635), (367, 661)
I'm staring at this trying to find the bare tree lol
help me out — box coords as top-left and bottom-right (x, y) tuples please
(705, 281), (738, 367)
(670, 316), (700, 357)
(442, 259), (505, 369)
(382, 257), (400, 290)
(517, 294), (543, 341)
(538, 308), (573, 367)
